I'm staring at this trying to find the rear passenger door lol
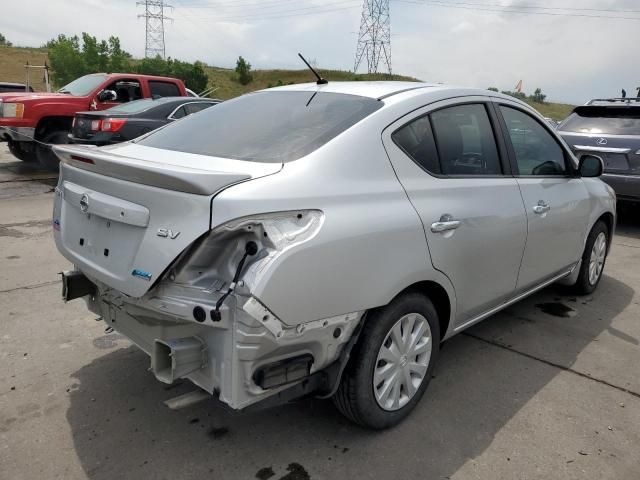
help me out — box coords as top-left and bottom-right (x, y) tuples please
(148, 80), (182, 98)
(494, 102), (591, 291)
(382, 98), (528, 328)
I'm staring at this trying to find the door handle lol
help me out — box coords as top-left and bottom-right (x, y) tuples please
(431, 214), (461, 233)
(532, 201), (551, 214)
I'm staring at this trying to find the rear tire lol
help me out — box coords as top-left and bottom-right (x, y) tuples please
(8, 141), (37, 163)
(333, 292), (440, 429)
(36, 129), (70, 171)
(570, 220), (609, 295)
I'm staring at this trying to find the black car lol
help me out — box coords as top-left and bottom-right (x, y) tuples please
(0, 82), (34, 93)
(558, 98), (640, 204)
(70, 97), (220, 146)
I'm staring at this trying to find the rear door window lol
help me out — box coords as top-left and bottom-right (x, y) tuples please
(149, 81), (181, 97)
(169, 106), (187, 119)
(393, 103), (502, 176)
(392, 115), (441, 174)
(500, 106), (568, 176)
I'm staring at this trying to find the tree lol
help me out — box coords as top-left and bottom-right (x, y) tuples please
(46, 33), (132, 87)
(530, 88), (546, 104)
(46, 34), (87, 86)
(0, 33), (12, 47)
(136, 55), (169, 76)
(487, 87), (499, 92)
(46, 32), (206, 92)
(171, 59), (208, 93)
(235, 56), (253, 85)
(501, 90), (527, 101)
(136, 56), (208, 93)
(107, 36), (131, 73)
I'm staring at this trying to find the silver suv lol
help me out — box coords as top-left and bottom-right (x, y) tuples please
(52, 82), (616, 429)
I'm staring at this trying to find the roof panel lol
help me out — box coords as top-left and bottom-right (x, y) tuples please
(263, 81), (438, 99)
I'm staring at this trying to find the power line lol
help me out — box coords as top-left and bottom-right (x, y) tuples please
(137, 0), (173, 58)
(398, 0), (640, 21)
(354, 0), (392, 75)
(177, 1), (361, 21)
(413, 0), (640, 14)
(175, 0), (301, 9)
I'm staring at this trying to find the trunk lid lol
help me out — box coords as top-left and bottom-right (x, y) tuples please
(52, 144), (282, 297)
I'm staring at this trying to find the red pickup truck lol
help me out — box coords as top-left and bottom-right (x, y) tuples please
(0, 73), (189, 169)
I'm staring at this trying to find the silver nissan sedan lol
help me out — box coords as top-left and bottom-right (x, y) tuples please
(52, 82), (616, 429)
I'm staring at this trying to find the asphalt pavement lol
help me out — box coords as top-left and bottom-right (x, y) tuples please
(1, 145), (639, 480)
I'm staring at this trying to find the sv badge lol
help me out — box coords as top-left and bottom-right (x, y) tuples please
(157, 228), (180, 239)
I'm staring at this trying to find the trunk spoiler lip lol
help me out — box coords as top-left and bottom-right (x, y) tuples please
(53, 144), (284, 196)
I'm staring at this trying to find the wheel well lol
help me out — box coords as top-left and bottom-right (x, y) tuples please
(597, 212), (615, 252)
(402, 281), (451, 341)
(35, 116), (73, 141)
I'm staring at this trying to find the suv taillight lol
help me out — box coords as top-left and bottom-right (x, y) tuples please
(101, 118), (127, 132)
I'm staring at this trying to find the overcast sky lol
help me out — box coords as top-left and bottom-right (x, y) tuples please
(3, 0), (640, 104)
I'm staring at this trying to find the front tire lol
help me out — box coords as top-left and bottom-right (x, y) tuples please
(571, 220), (609, 295)
(333, 292), (440, 429)
(8, 141), (38, 163)
(36, 130), (70, 171)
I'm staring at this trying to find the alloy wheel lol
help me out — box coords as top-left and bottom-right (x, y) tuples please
(588, 231), (607, 286)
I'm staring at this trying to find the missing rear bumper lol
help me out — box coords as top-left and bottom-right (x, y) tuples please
(61, 270), (96, 302)
(253, 354), (314, 390)
(152, 337), (208, 384)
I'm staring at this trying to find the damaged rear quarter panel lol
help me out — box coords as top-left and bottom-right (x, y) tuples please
(209, 121), (442, 326)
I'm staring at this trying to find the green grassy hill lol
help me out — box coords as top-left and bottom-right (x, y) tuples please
(524, 100), (575, 121)
(201, 65), (416, 99)
(0, 46), (50, 91)
(0, 45), (575, 120)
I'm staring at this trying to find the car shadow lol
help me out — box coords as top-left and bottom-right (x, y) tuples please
(65, 272), (634, 480)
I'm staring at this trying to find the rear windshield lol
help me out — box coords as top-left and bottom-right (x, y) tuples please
(137, 91), (383, 162)
(107, 99), (159, 113)
(562, 108), (640, 135)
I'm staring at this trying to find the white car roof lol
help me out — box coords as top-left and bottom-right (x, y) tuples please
(264, 81), (442, 100)
(262, 81), (523, 105)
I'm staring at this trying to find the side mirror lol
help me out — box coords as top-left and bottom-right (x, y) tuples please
(97, 89), (117, 102)
(579, 154), (604, 178)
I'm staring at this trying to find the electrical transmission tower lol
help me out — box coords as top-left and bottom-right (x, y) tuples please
(137, 0), (172, 58)
(353, 0), (392, 75)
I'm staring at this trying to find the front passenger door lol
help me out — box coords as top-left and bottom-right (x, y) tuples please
(497, 103), (591, 292)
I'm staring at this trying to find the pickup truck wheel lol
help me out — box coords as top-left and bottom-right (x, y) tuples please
(332, 292), (440, 429)
(571, 220), (609, 295)
(8, 141), (38, 163)
(37, 130), (70, 171)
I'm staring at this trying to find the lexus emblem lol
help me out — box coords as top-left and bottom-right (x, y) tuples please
(596, 138), (608, 146)
(80, 194), (89, 213)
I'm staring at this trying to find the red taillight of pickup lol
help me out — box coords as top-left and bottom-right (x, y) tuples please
(90, 118), (128, 132)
